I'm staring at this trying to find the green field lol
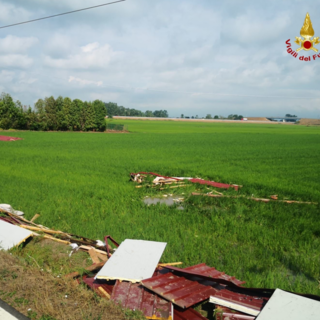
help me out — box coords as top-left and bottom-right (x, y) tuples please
(1, 120), (319, 294)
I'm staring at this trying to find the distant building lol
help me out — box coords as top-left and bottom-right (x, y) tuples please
(266, 117), (301, 123)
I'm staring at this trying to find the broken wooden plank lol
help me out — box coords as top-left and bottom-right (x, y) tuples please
(65, 261), (106, 279)
(191, 193), (318, 205)
(30, 214), (40, 223)
(89, 248), (101, 264)
(98, 287), (111, 300)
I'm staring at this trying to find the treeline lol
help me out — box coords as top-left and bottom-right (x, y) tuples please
(105, 102), (168, 118)
(204, 114), (244, 120)
(0, 93), (106, 131)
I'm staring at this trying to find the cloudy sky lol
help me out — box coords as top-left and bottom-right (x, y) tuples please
(0, 0), (320, 118)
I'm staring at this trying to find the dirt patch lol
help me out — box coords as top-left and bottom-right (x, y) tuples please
(0, 241), (139, 320)
(246, 117), (269, 121)
(106, 130), (129, 133)
(299, 118), (320, 126)
(0, 135), (22, 141)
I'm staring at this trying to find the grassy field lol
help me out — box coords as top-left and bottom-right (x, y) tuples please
(0, 120), (319, 295)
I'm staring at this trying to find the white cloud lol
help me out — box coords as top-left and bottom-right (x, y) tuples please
(0, 2), (31, 24)
(44, 42), (123, 69)
(0, 54), (33, 68)
(69, 76), (102, 87)
(0, 35), (38, 54)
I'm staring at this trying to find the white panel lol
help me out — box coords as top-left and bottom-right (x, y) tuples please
(0, 220), (33, 250)
(0, 308), (19, 320)
(209, 296), (260, 316)
(256, 289), (320, 320)
(96, 239), (167, 282)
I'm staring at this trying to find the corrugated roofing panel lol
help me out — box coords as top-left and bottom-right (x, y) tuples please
(82, 276), (114, 295)
(172, 263), (245, 286)
(174, 307), (207, 320)
(111, 280), (172, 320)
(142, 272), (219, 309)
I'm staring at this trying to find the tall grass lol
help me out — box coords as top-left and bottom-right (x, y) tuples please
(0, 121), (319, 294)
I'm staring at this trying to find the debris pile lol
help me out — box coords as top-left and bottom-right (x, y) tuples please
(1, 206), (320, 320)
(0, 135), (22, 141)
(130, 172), (240, 190)
(131, 172), (317, 205)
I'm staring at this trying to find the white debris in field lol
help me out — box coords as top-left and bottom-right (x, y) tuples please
(0, 204), (24, 216)
(96, 240), (105, 247)
(68, 243), (79, 257)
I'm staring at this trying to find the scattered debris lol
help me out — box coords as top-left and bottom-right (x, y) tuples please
(192, 193), (318, 205)
(131, 172), (240, 190)
(1, 205), (320, 320)
(0, 204), (24, 216)
(143, 196), (184, 206)
(0, 135), (22, 141)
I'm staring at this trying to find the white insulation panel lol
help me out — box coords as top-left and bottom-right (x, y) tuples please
(0, 220), (33, 250)
(96, 239), (167, 282)
(256, 289), (320, 320)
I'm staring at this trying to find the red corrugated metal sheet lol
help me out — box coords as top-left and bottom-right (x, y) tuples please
(213, 289), (268, 311)
(141, 272), (220, 309)
(111, 280), (172, 320)
(174, 307), (207, 320)
(189, 178), (239, 190)
(167, 264), (245, 286)
(0, 135), (22, 141)
(82, 276), (113, 295)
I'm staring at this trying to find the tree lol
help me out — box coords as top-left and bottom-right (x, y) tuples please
(84, 101), (96, 131)
(93, 99), (107, 131)
(214, 115), (219, 119)
(44, 96), (58, 130)
(60, 97), (73, 130)
(181, 114), (184, 118)
(205, 114), (212, 119)
(25, 107), (39, 130)
(34, 98), (48, 130)
(71, 99), (83, 131)
(145, 110), (153, 117)
(285, 113), (297, 117)
(0, 93), (25, 129)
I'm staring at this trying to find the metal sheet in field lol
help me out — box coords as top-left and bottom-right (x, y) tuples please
(209, 289), (268, 316)
(256, 289), (320, 320)
(0, 220), (32, 250)
(165, 263), (245, 286)
(142, 272), (219, 308)
(96, 239), (167, 282)
(174, 307), (207, 320)
(111, 280), (172, 320)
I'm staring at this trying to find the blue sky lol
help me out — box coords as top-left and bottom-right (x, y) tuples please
(0, 0), (320, 118)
